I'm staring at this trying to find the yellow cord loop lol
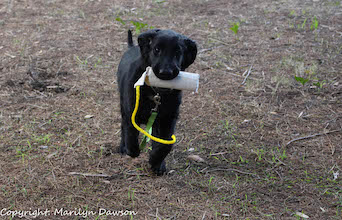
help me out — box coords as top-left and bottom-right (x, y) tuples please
(131, 86), (176, 145)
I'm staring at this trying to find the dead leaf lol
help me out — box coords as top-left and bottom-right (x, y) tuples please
(187, 155), (205, 163)
(102, 180), (111, 184)
(295, 212), (309, 219)
(47, 151), (58, 159)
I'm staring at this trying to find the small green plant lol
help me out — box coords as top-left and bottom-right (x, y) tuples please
(313, 80), (326, 90)
(289, 10), (296, 17)
(232, 174), (240, 188)
(294, 76), (309, 86)
(131, 21), (149, 35)
(208, 176), (215, 193)
(299, 18), (308, 29)
(229, 22), (240, 35)
(295, 76), (326, 90)
(94, 57), (102, 68)
(311, 16), (319, 30)
(239, 155), (249, 164)
(75, 55), (88, 66)
(116, 17), (154, 35)
(115, 17), (126, 25)
(79, 10), (86, 19)
(209, 153), (220, 161)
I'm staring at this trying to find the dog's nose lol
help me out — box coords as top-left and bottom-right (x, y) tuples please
(159, 68), (179, 80)
(172, 68), (180, 76)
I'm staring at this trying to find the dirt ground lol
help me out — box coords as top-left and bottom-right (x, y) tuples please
(1, 0), (341, 219)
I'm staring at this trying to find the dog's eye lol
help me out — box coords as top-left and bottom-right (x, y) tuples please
(153, 47), (161, 55)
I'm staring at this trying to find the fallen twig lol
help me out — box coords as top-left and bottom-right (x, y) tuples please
(198, 45), (224, 54)
(286, 129), (342, 147)
(222, 64), (258, 81)
(241, 64), (253, 85)
(208, 37), (232, 46)
(204, 168), (259, 177)
(210, 151), (230, 156)
(68, 172), (112, 178)
(202, 211), (206, 220)
(224, 71), (245, 79)
(223, 63), (234, 71)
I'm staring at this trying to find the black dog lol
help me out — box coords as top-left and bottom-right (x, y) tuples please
(117, 29), (197, 175)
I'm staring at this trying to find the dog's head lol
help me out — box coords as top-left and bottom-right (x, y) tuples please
(138, 29), (197, 80)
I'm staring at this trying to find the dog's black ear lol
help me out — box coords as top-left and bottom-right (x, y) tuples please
(181, 38), (197, 70)
(138, 29), (161, 59)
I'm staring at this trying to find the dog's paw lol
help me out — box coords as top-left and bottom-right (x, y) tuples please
(127, 150), (140, 158)
(121, 143), (140, 158)
(151, 161), (167, 176)
(119, 143), (127, 155)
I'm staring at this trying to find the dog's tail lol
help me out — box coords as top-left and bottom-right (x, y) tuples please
(127, 30), (134, 48)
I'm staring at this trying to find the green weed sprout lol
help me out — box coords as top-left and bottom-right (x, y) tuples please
(311, 16), (319, 30)
(131, 21), (149, 35)
(230, 22), (240, 35)
(294, 76), (309, 86)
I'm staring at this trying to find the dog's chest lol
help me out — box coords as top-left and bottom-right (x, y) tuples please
(135, 93), (156, 124)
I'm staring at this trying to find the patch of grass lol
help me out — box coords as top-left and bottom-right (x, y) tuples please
(128, 186), (136, 207)
(32, 134), (52, 145)
(74, 55), (109, 70)
(281, 56), (328, 90)
(288, 10), (320, 32)
(244, 78), (264, 93)
(223, 119), (238, 142)
(15, 141), (32, 163)
(270, 74), (292, 93)
(254, 148), (265, 161)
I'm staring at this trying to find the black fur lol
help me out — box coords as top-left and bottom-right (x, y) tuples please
(117, 29), (197, 175)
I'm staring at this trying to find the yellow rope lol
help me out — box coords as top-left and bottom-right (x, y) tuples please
(131, 86), (176, 145)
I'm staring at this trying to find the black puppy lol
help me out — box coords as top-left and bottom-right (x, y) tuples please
(117, 29), (197, 175)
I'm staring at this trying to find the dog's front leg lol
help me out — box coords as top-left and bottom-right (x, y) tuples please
(149, 117), (177, 175)
(121, 118), (140, 158)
